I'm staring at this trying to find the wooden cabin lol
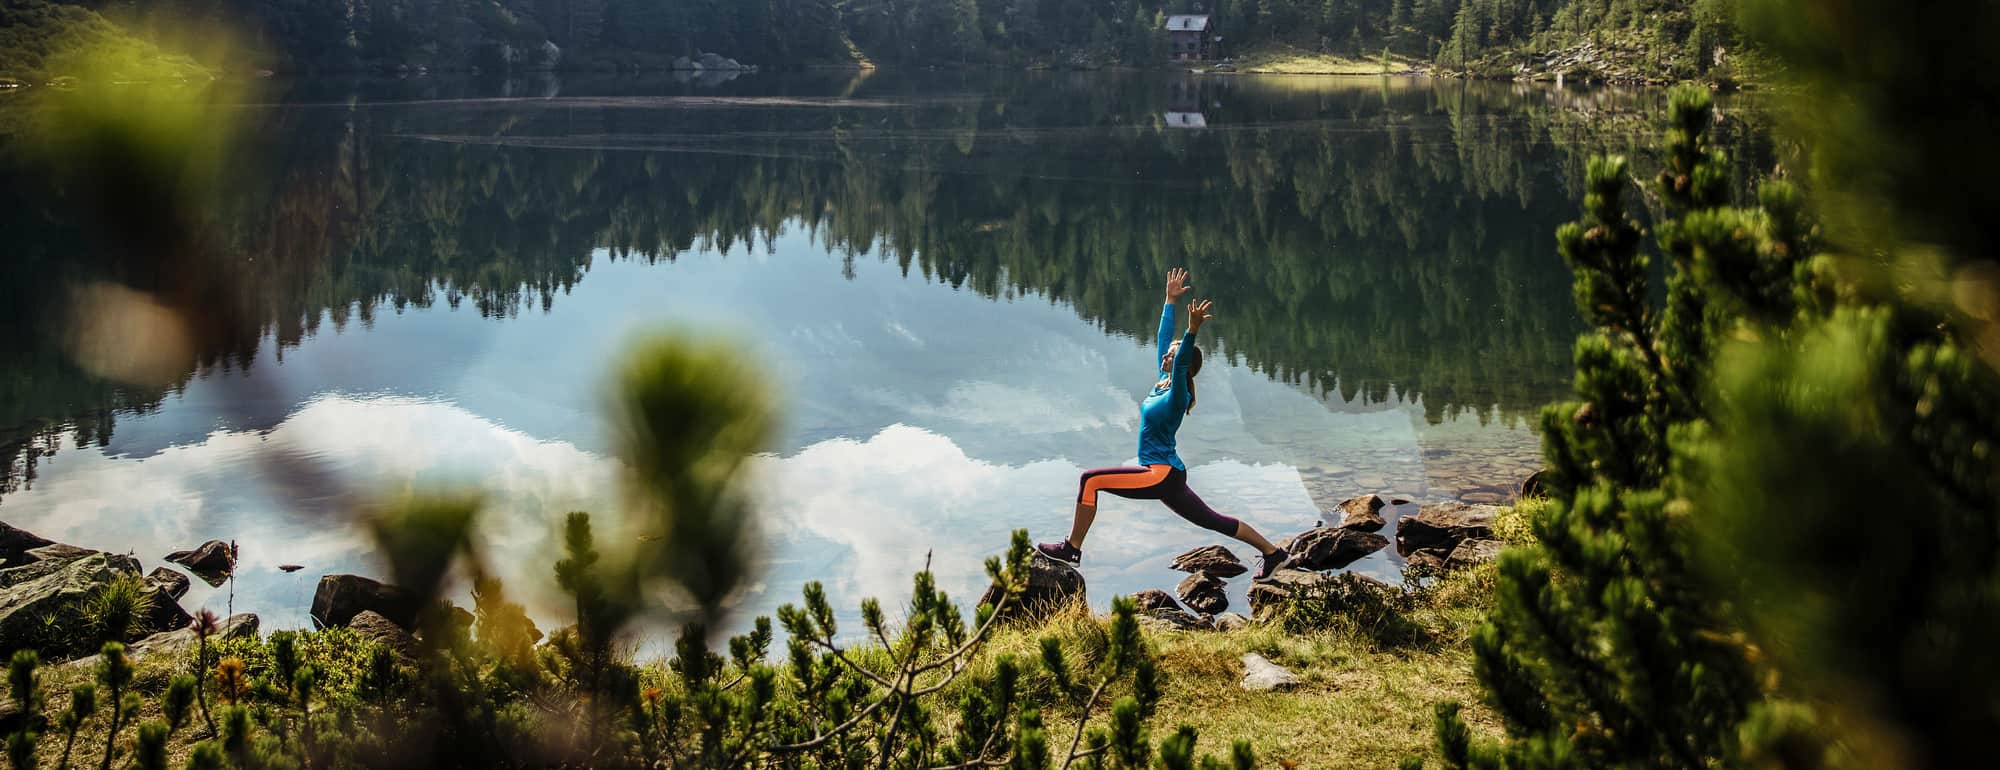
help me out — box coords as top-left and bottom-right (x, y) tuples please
(1165, 15), (1215, 62)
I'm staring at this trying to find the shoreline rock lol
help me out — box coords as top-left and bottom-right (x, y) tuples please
(1395, 502), (1499, 557)
(1326, 494), (1387, 532)
(1277, 527), (1388, 571)
(165, 540), (234, 586)
(1168, 545), (1246, 578)
(978, 553), (1085, 622)
(1175, 572), (1228, 615)
(311, 574), (423, 629)
(146, 567), (190, 601)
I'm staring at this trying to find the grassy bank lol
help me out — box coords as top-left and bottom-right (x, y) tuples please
(12, 502), (1540, 769)
(1226, 45), (1426, 75)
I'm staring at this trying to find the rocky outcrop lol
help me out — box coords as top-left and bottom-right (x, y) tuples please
(1168, 545), (1246, 578)
(1213, 612), (1250, 632)
(1278, 527), (1389, 571)
(0, 552), (138, 656)
(1245, 569), (1328, 618)
(1239, 653), (1300, 691)
(1396, 502), (1500, 557)
(311, 574), (423, 629)
(146, 568), (190, 601)
(1445, 539), (1504, 570)
(165, 540), (233, 586)
(979, 554), (1085, 621)
(1247, 569), (1396, 620)
(1175, 572), (1227, 615)
(349, 610), (418, 658)
(1326, 494), (1387, 532)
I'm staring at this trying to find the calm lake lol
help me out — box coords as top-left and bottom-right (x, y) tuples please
(0, 71), (1741, 635)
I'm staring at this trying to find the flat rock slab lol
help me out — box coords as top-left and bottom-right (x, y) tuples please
(1239, 653), (1301, 691)
(124, 613), (260, 663)
(1168, 545), (1246, 578)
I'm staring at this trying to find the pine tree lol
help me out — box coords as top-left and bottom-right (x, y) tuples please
(1434, 84), (1816, 769)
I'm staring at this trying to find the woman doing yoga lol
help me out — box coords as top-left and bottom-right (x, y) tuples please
(1037, 268), (1293, 581)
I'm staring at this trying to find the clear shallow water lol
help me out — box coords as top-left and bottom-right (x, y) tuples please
(0, 71), (1714, 635)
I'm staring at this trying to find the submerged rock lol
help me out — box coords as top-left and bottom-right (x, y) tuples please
(311, 574), (423, 629)
(979, 553), (1085, 621)
(165, 540), (234, 586)
(1239, 653), (1301, 691)
(1395, 502), (1500, 557)
(1175, 572), (1228, 615)
(1168, 545), (1246, 578)
(1278, 527), (1388, 571)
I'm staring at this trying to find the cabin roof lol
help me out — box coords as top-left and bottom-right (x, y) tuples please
(1165, 15), (1210, 32)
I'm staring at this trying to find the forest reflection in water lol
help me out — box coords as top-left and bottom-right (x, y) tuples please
(0, 71), (1776, 627)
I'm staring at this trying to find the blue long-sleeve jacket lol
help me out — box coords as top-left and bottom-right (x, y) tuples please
(1138, 302), (1198, 469)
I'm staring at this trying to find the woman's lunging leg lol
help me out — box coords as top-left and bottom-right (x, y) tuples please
(1160, 475), (1282, 556)
(1043, 466), (1173, 560)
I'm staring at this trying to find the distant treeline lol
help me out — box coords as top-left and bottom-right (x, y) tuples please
(1, 0), (1733, 76)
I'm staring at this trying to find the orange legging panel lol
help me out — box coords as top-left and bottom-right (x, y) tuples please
(1077, 464), (1174, 507)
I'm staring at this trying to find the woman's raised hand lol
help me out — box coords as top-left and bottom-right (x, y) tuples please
(1166, 267), (1192, 301)
(1188, 299), (1215, 332)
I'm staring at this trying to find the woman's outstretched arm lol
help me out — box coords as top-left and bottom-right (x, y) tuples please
(1172, 299), (1213, 394)
(1160, 268), (1192, 364)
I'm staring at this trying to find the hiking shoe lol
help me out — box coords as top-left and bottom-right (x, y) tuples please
(1252, 548), (1291, 582)
(1036, 539), (1082, 565)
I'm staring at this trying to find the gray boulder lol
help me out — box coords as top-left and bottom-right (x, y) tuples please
(1168, 545), (1246, 578)
(146, 568), (190, 601)
(1396, 502), (1500, 556)
(165, 540), (233, 586)
(1176, 572), (1228, 615)
(27, 543), (98, 562)
(1245, 568), (1329, 619)
(1278, 527), (1389, 571)
(979, 553), (1085, 622)
(125, 613), (259, 662)
(1326, 494), (1387, 532)
(1246, 569), (1396, 621)
(1239, 653), (1301, 691)
(349, 611), (418, 658)
(1445, 539), (1504, 570)
(311, 574), (423, 629)
(1213, 612), (1251, 631)
(1136, 607), (1211, 632)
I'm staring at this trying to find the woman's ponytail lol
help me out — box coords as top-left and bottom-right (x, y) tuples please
(1183, 344), (1204, 414)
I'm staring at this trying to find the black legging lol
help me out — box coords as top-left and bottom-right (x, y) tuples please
(1076, 464), (1240, 536)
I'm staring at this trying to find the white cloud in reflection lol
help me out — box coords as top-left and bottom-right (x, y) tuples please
(11, 395), (1328, 632)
